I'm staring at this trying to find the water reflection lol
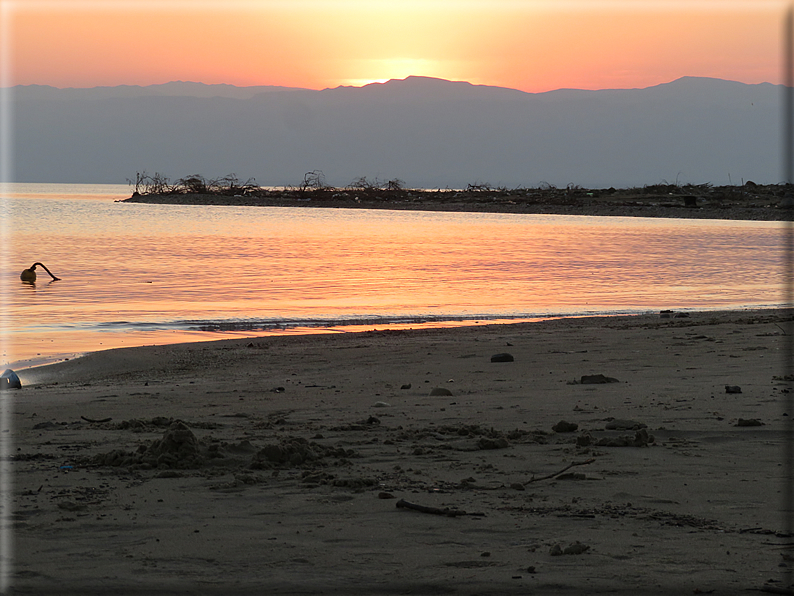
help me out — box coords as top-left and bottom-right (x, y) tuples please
(5, 190), (786, 366)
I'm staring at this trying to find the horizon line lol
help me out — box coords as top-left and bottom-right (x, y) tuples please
(4, 74), (781, 95)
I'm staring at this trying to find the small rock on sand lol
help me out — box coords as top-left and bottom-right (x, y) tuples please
(550, 542), (590, 556)
(490, 353), (514, 363)
(736, 418), (764, 427)
(552, 420), (579, 433)
(0, 369), (21, 390)
(596, 428), (654, 447)
(580, 374), (619, 384)
(605, 419), (646, 430)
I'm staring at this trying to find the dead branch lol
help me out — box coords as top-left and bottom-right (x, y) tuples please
(396, 499), (484, 517)
(524, 458), (596, 485)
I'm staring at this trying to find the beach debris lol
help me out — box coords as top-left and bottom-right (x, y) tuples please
(400, 383), (411, 389)
(92, 421), (205, 469)
(372, 401), (391, 407)
(113, 416), (220, 432)
(430, 387), (453, 396)
(555, 472), (588, 480)
(578, 374), (620, 384)
(332, 476), (376, 490)
(524, 458), (595, 485)
(550, 542), (590, 556)
(329, 417), (383, 431)
(20, 262), (61, 283)
(736, 418), (764, 427)
(57, 501), (87, 512)
(604, 419), (647, 430)
(477, 436), (509, 450)
(80, 416), (112, 424)
(576, 433), (592, 447)
(396, 498), (485, 517)
(490, 353), (514, 362)
(725, 385), (742, 394)
(250, 436), (354, 469)
(552, 420), (578, 433)
(145, 421), (202, 465)
(595, 428), (655, 447)
(0, 369), (22, 390)
(156, 470), (182, 478)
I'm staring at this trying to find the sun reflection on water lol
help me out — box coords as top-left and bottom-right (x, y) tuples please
(4, 186), (786, 367)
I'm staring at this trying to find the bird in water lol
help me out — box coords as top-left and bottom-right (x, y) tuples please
(20, 262), (61, 283)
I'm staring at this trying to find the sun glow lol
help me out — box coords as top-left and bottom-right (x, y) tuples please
(338, 58), (446, 87)
(3, 1), (786, 92)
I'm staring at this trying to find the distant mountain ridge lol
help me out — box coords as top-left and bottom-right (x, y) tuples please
(12, 81), (309, 100)
(9, 76), (783, 187)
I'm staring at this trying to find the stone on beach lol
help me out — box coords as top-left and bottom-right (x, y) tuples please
(579, 374), (619, 384)
(430, 387), (453, 396)
(0, 369), (21, 390)
(552, 420), (579, 433)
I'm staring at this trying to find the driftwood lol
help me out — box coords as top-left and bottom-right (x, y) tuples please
(524, 458), (596, 485)
(81, 416), (112, 424)
(396, 499), (484, 517)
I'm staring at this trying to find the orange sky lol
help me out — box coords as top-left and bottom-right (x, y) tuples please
(1, 0), (788, 92)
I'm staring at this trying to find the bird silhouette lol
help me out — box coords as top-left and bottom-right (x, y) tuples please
(20, 262), (60, 283)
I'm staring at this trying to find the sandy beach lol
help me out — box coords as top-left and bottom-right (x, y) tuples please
(8, 309), (794, 594)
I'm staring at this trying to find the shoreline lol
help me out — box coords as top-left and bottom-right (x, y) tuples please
(11, 308), (794, 593)
(11, 306), (783, 375)
(121, 183), (794, 221)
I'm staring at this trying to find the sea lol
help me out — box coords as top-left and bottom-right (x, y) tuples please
(2, 183), (788, 370)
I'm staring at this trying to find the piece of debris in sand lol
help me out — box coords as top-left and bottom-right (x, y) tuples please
(0, 369), (21, 390)
(595, 428), (655, 447)
(396, 499), (485, 517)
(735, 418), (764, 427)
(430, 387), (453, 396)
(552, 420), (579, 433)
(550, 542), (590, 556)
(569, 374), (619, 385)
(491, 353), (514, 363)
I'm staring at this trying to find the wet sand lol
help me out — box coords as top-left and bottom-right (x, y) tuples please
(9, 309), (794, 594)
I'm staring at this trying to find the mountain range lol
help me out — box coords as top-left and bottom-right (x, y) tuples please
(8, 76), (784, 188)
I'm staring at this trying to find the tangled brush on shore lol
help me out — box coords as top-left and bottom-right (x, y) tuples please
(123, 171), (794, 220)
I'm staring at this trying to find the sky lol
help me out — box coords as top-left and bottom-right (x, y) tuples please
(0, 0), (789, 93)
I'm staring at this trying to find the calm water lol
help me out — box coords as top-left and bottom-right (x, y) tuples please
(2, 183), (787, 368)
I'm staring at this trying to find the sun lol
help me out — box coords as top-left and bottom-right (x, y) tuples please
(339, 78), (392, 88)
(336, 58), (445, 88)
